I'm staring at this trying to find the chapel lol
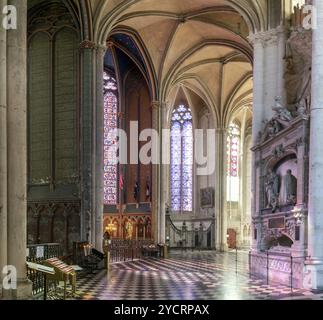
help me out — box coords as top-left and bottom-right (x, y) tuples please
(1, 0), (323, 300)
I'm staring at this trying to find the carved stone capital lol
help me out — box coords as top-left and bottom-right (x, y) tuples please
(248, 29), (281, 47)
(151, 101), (160, 110)
(151, 101), (167, 111)
(216, 127), (227, 134)
(97, 44), (107, 56)
(80, 40), (97, 50)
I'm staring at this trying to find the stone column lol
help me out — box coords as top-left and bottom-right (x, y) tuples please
(159, 102), (168, 244)
(248, 33), (265, 251)
(6, 0), (32, 298)
(0, 0), (7, 297)
(95, 45), (106, 251)
(306, 0), (323, 290)
(263, 31), (279, 121)
(80, 40), (96, 244)
(276, 26), (287, 103)
(151, 101), (159, 242)
(215, 128), (228, 251)
(248, 34), (265, 146)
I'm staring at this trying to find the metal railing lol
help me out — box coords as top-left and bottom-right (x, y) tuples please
(26, 243), (61, 296)
(105, 239), (156, 263)
(166, 215), (215, 250)
(249, 250), (309, 290)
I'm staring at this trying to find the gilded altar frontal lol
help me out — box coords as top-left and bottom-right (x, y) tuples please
(2, 0), (323, 306)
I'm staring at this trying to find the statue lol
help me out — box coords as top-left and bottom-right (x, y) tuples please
(265, 169), (280, 212)
(284, 30), (312, 105)
(272, 97), (293, 123)
(296, 97), (308, 116)
(260, 119), (281, 143)
(284, 170), (297, 205)
(268, 119), (281, 137)
(125, 221), (133, 240)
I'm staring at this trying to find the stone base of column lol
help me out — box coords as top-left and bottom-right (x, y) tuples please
(0, 286), (12, 300)
(9, 279), (32, 300)
(304, 259), (323, 290)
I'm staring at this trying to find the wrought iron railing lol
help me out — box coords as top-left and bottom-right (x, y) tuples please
(26, 243), (61, 296)
(105, 239), (156, 263)
(166, 215), (215, 250)
(249, 250), (309, 290)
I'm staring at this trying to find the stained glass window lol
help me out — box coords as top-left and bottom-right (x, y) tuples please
(170, 105), (193, 212)
(103, 71), (118, 205)
(227, 123), (240, 202)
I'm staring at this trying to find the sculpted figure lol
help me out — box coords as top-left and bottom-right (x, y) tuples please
(272, 97), (293, 123)
(284, 170), (297, 205)
(265, 170), (280, 211)
(296, 97), (308, 116)
(284, 31), (312, 105)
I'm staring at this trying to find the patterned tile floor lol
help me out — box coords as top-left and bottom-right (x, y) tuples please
(48, 250), (323, 300)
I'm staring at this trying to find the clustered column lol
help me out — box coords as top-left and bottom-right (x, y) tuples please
(80, 40), (107, 251)
(215, 128), (228, 252)
(248, 33), (264, 251)
(95, 45), (107, 251)
(0, 0), (32, 299)
(80, 40), (96, 245)
(0, 0), (8, 298)
(152, 100), (168, 244)
(307, 0), (323, 290)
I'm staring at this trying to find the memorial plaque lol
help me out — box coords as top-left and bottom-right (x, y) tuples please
(268, 218), (285, 229)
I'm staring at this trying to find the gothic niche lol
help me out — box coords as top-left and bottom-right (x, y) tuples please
(265, 156), (298, 213)
(265, 233), (294, 251)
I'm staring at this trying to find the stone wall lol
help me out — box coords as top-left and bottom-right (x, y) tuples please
(27, 1), (80, 252)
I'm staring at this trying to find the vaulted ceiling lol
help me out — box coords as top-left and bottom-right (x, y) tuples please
(28, 0), (269, 126)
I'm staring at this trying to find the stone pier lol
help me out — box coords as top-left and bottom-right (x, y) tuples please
(1, 0), (32, 299)
(306, 0), (323, 290)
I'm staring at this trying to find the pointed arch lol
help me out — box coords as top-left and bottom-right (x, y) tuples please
(170, 104), (193, 212)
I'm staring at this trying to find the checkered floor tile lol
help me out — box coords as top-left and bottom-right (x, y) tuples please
(46, 251), (323, 300)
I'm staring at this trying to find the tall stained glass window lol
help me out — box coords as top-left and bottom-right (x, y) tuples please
(170, 105), (193, 212)
(103, 71), (118, 205)
(227, 123), (240, 202)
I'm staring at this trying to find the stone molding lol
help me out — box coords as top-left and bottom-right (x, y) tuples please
(248, 27), (287, 47)
(80, 40), (96, 50)
(79, 40), (107, 57)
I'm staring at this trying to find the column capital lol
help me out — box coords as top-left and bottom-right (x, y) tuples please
(97, 44), (107, 56)
(80, 40), (107, 55)
(151, 101), (167, 110)
(248, 29), (281, 47)
(80, 40), (97, 50)
(216, 127), (228, 134)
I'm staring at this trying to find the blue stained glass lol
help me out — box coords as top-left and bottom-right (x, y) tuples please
(170, 105), (193, 212)
(103, 71), (118, 205)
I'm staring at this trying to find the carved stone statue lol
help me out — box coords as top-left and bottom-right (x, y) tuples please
(265, 170), (280, 211)
(268, 119), (281, 136)
(260, 118), (282, 143)
(272, 97), (293, 123)
(296, 97), (309, 116)
(284, 30), (312, 105)
(284, 170), (297, 205)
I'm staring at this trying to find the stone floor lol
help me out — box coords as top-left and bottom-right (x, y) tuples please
(48, 250), (323, 300)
